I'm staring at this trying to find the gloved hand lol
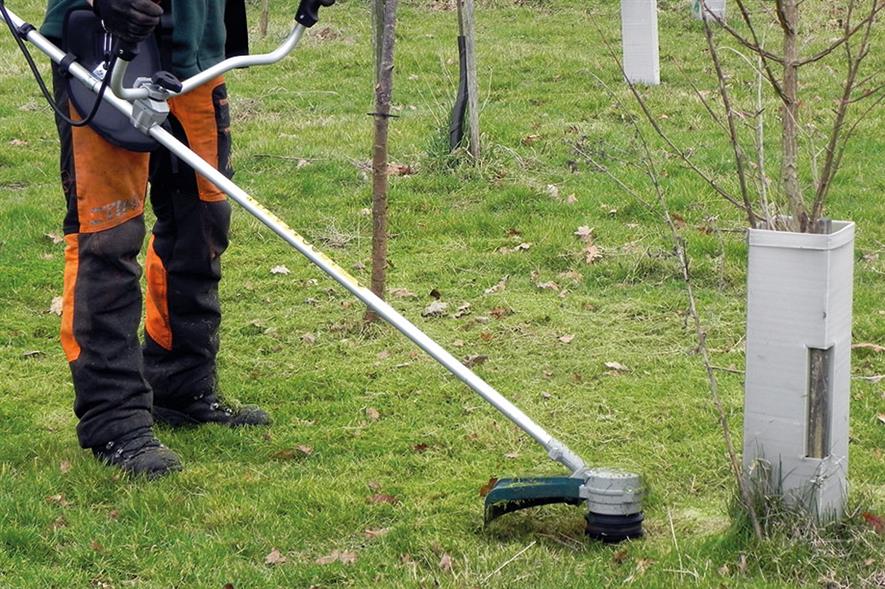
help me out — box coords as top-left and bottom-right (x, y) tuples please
(93, 0), (163, 44)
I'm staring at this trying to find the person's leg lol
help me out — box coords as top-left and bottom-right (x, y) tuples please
(143, 77), (269, 427)
(51, 62), (181, 476)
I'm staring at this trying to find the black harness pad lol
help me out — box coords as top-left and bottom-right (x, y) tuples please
(62, 9), (161, 152)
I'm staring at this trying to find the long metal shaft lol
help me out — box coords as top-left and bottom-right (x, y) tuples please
(4, 7), (587, 475)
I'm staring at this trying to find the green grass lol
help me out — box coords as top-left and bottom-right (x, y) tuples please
(1, 0), (883, 587)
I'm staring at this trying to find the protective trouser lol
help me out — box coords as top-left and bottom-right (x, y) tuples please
(51, 63), (233, 449)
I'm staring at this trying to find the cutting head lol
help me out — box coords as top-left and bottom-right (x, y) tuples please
(483, 468), (644, 542)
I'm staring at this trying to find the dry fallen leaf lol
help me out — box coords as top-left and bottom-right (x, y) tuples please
(390, 287), (417, 299)
(574, 225), (593, 241)
(546, 184), (560, 199)
(301, 333), (316, 345)
(536, 281), (560, 292)
(612, 548), (629, 565)
(22, 350), (45, 359)
(479, 477), (498, 497)
(59, 460), (71, 474)
(484, 276), (509, 295)
(45, 232), (64, 245)
(369, 493), (399, 505)
(46, 494), (71, 508)
(438, 553), (454, 573)
(49, 296), (64, 316)
(521, 134), (541, 145)
(413, 443), (429, 453)
(862, 512), (884, 534)
(316, 550), (358, 565)
(877, 413), (885, 425)
(9, 138), (28, 147)
(852, 342), (885, 353)
(90, 539), (104, 553)
(270, 265), (290, 275)
(504, 451), (520, 459)
(296, 445), (314, 456)
(566, 193), (578, 205)
(604, 361), (629, 372)
(489, 307), (511, 319)
(421, 300), (448, 317)
(264, 548), (287, 566)
(463, 354), (488, 368)
(387, 163), (415, 176)
(452, 339), (465, 348)
(366, 407), (381, 421)
(584, 244), (603, 264)
(454, 302), (471, 318)
(480, 331), (494, 342)
(558, 334), (575, 344)
(364, 527), (390, 539)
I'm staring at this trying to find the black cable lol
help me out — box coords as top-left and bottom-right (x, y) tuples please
(0, 0), (118, 127)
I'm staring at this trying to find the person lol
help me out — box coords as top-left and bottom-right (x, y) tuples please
(39, 0), (270, 479)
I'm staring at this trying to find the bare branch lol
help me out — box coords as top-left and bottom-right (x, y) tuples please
(798, 0), (884, 66)
(732, 0), (788, 101)
(594, 22), (757, 218)
(703, 4), (785, 65)
(811, 0), (880, 223)
(702, 7), (758, 227)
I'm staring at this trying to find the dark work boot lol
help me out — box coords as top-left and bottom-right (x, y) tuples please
(153, 391), (271, 428)
(92, 427), (182, 478)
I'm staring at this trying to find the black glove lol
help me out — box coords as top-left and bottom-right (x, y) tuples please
(93, 0), (163, 44)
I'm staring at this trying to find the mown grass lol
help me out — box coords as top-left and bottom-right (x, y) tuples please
(1, 0), (883, 587)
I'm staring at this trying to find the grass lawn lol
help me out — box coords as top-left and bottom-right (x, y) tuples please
(1, 0), (883, 587)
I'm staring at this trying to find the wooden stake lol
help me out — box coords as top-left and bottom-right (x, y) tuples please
(459, 0), (480, 160)
(259, 0), (269, 38)
(366, 0), (399, 322)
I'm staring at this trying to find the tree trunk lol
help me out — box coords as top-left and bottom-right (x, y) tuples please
(259, 0), (269, 38)
(779, 0), (807, 231)
(366, 0), (399, 323)
(459, 0), (481, 160)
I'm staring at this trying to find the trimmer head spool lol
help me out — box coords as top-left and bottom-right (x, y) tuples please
(581, 468), (644, 542)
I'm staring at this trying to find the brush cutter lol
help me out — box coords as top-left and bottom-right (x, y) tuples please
(2, 0), (644, 541)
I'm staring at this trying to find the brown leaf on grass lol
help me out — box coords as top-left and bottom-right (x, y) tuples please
(387, 163), (415, 176)
(369, 493), (399, 505)
(670, 213), (687, 229)
(506, 227), (522, 238)
(264, 548), (287, 566)
(452, 339), (465, 348)
(49, 296), (64, 316)
(90, 539), (104, 552)
(574, 225), (593, 241)
(604, 361), (629, 372)
(584, 244), (603, 264)
(489, 307), (511, 319)
(45, 232), (64, 245)
(862, 512), (884, 534)
(46, 494), (71, 508)
(366, 407), (381, 421)
(270, 265), (290, 275)
(480, 331), (494, 342)
(390, 287), (417, 299)
(541, 391), (552, 399)
(634, 558), (653, 575)
(612, 548), (629, 565)
(454, 303), (471, 318)
(546, 184), (560, 200)
(558, 334), (575, 344)
(316, 550), (358, 565)
(301, 333), (316, 345)
(223, 584), (235, 589)
(364, 527), (390, 538)
(504, 451), (520, 459)
(479, 477), (499, 497)
(59, 460), (71, 474)
(367, 481), (382, 492)
(878, 413), (885, 425)
(536, 281), (560, 292)
(484, 276), (508, 295)
(413, 443), (429, 453)
(108, 509), (119, 520)
(438, 553), (454, 573)
(51, 516), (67, 531)
(296, 445), (314, 456)
(463, 354), (488, 368)
(9, 138), (28, 147)
(852, 342), (885, 353)
(22, 350), (45, 359)
(521, 134), (541, 145)
(421, 300), (448, 317)
(566, 193), (578, 205)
